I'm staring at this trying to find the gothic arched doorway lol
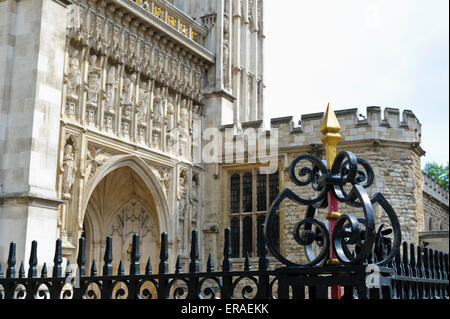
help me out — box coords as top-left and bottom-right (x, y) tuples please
(81, 155), (171, 274)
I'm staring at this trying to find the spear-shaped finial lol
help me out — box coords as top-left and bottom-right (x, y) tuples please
(320, 103), (341, 170)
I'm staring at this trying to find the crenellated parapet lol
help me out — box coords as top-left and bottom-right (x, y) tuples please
(219, 106), (422, 153)
(423, 173), (449, 207)
(268, 106), (423, 152)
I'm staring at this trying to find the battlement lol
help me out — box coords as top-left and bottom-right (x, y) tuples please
(423, 173), (450, 207)
(226, 107), (423, 151)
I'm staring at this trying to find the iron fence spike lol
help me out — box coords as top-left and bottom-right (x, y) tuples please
(28, 240), (38, 278)
(207, 253), (214, 272)
(7, 242), (16, 278)
(130, 233), (140, 275)
(189, 229), (199, 273)
(145, 257), (152, 275)
(117, 260), (124, 276)
(222, 227), (232, 271)
(103, 236), (113, 276)
(159, 232), (168, 274)
(52, 239), (63, 277)
(77, 237), (86, 277)
(90, 259), (97, 277)
(41, 262), (47, 278)
(18, 261), (25, 279)
(175, 256), (182, 274)
(244, 252), (251, 271)
(65, 259), (72, 278)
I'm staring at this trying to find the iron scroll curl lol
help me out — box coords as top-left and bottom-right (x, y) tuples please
(264, 151), (401, 268)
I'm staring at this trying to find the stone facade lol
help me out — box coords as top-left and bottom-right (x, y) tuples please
(209, 106), (448, 267)
(422, 173), (449, 231)
(419, 173), (449, 252)
(0, 0), (448, 276)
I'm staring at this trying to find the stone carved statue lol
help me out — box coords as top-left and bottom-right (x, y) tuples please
(223, 17), (230, 88)
(62, 144), (77, 200)
(86, 54), (101, 106)
(223, 38), (230, 88)
(152, 131), (160, 149)
(152, 87), (164, 127)
(171, 59), (178, 81)
(105, 65), (117, 111)
(177, 170), (188, 253)
(190, 176), (199, 225)
(122, 73), (135, 117)
(183, 65), (190, 88)
(166, 95), (176, 153)
(67, 49), (81, 98)
(85, 145), (108, 180)
(178, 100), (189, 158)
(158, 52), (165, 77)
(136, 81), (150, 123)
(123, 74), (134, 105)
(157, 167), (170, 196)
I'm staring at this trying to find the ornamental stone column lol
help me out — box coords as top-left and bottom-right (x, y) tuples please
(0, 0), (72, 268)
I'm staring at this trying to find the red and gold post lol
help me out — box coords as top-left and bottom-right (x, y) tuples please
(320, 103), (342, 299)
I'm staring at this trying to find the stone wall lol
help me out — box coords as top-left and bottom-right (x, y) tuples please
(0, 0), (71, 267)
(422, 173), (449, 231)
(210, 106), (435, 267)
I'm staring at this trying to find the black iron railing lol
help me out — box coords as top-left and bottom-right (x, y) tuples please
(0, 227), (448, 299)
(0, 151), (448, 299)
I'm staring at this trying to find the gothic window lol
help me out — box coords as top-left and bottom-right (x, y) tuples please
(257, 172), (266, 211)
(231, 217), (240, 258)
(228, 169), (280, 258)
(256, 214), (265, 256)
(269, 170), (279, 205)
(243, 216), (253, 257)
(242, 172), (253, 212)
(230, 174), (240, 213)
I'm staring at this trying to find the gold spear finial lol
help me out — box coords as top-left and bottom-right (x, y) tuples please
(320, 103), (341, 170)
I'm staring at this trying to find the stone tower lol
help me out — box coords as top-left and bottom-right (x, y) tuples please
(0, 0), (71, 267)
(172, 0), (265, 128)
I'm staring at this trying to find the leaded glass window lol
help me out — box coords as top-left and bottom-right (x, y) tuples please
(228, 169), (280, 258)
(257, 172), (266, 211)
(231, 217), (240, 258)
(243, 216), (253, 257)
(242, 172), (252, 212)
(230, 174), (240, 214)
(269, 170), (279, 205)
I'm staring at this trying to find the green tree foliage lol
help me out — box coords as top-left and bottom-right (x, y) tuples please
(423, 162), (449, 188)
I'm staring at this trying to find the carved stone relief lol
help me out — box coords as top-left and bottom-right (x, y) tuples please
(178, 99), (189, 158)
(190, 174), (200, 227)
(65, 47), (82, 117)
(86, 53), (101, 124)
(152, 87), (164, 128)
(165, 94), (177, 154)
(108, 202), (158, 265)
(178, 169), (188, 254)
(157, 167), (170, 198)
(223, 15), (231, 89)
(85, 144), (109, 181)
(63, 2), (205, 158)
(62, 142), (77, 200)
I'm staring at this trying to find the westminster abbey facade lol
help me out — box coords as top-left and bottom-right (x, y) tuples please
(0, 0), (447, 274)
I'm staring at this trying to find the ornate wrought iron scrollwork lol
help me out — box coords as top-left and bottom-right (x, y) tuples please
(264, 150), (401, 267)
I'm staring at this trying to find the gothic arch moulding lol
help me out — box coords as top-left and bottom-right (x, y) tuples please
(81, 154), (172, 243)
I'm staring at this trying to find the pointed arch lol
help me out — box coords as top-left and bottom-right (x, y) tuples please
(82, 154), (172, 243)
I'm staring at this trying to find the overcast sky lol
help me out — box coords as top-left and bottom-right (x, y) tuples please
(263, 0), (449, 168)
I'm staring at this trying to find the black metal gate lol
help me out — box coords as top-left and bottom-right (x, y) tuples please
(0, 151), (448, 299)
